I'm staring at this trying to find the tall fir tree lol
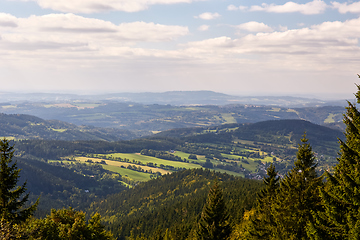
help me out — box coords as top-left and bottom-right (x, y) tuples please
(272, 135), (323, 240)
(196, 179), (231, 240)
(308, 79), (360, 239)
(245, 163), (280, 240)
(0, 138), (38, 238)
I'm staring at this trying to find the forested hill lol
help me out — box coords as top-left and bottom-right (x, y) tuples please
(88, 168), (263, 240)
(155, 119), (343, 145)
(232, 119), (343, 144)
(0, 113), (138, 141)
(152, 119), (342, 161)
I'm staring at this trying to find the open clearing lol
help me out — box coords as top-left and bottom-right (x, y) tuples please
(76, 157), (171, 175)
(100, 153), (201, 169)
(101, 165), (152, 182)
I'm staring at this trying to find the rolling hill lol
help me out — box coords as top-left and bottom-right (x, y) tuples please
(0, 113), (138, 141)
(0, 100), (346, 135)
(87, 168), (263, 240)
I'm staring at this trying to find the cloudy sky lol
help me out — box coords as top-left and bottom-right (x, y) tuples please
(1, 0), (360, 98)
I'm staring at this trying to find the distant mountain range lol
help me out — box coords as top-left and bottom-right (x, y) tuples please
(0, 99), (346, 135)
(0, 91), (349, 107)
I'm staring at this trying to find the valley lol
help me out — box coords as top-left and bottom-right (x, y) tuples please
(0, 91), (350, 239)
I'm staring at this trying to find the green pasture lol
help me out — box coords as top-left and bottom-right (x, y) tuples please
(221, 113), (237, 123)
(213, 168), (244, 177)
(223, 152), (276, 162)
(74, 113), (109, 121)
(324, 113), (338, 123)
(216, 155), (259, 172)
(102, 165), (151, 182)
(52, 159), (154, 182)
(238, 160), (259, 172)
(1, 105), (17, 109)
(171, 151), (207, 164)
(49, 128), (67, 132)
(171, 151), (191, 159)
(101, 153), (201, 169)
(267, 108), (281, 112)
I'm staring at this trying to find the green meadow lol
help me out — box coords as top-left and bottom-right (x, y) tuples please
(102, 153), (201, 169)
(102, 165), (152, 182)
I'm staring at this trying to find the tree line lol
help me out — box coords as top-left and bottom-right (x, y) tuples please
(235, 81), (360, 239)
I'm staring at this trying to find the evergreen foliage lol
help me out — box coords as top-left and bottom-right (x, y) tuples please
(242, 135), (322, 240)
(246, 163), (279, 239)
(309, 80), (360, 239)
(0, 138), (38, 237)
(272, 135), (323, 239)
(88, 168), (262, 239)
(196, 179), (231, 240)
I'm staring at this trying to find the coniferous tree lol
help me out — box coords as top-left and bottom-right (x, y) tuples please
(273, 135), (323, 240)
(196, 179), (231, 240)
(309, 80), (360, 239)
(246, 164), (279, 239)
(0, 138), (38, 237)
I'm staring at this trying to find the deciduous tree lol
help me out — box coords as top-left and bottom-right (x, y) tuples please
(30, 208), (113, 240)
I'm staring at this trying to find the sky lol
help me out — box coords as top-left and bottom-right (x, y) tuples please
(1, 0), (360, 99)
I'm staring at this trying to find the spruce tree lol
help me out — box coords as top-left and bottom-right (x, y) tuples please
(272, 135), (323, 240)
(309, 80), (360, 239)
(196, 179), (231, 240)
(0, 139), (38, 234)
(246, 163), (279, 240)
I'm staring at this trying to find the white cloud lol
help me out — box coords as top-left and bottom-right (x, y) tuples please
(0, 13), (18, 27)
(184, 17), (360, 72)
(195, 12), (221, 20)
(332, 1), (360, 14)
(236, 22), (274, 32)
(198, 25), (209, 31)
(0, 13), (189, 55)
(11, 0), (205, 13)
(227, 5), (248, 11)
(278, 25), (288, 31)
(227, 5), (238, 11)
(248, 0), (328, 15)
(2, 10), (360, 95)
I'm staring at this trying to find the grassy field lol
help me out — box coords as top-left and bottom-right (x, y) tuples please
(103, 151), (269, 175)
(212, 168), (244, 177)
(101, 165), (152, 182)
(49, 128), (67, 132)
(54, 149), (267, 184)
(76, 157), (171, 175)
(101, 153), (201, 169)
(64, 147), (276, 183)
(50, 159), (156, 183)
(221, 113), (237, 123)
(324, 113), (338, 123)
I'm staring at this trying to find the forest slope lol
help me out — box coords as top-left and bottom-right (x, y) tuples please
(88, 168), (263, 240)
